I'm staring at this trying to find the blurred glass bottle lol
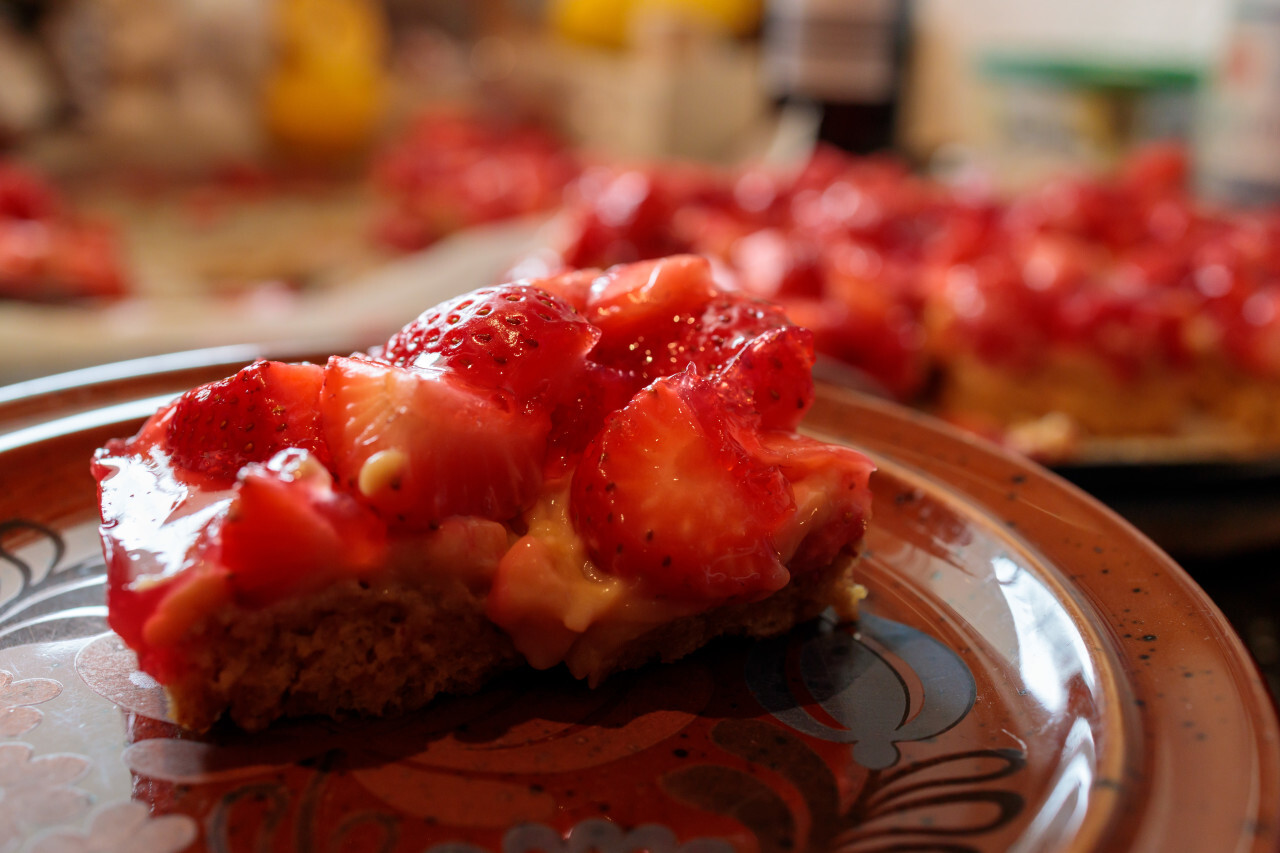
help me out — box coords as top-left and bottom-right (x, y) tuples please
(761, 0), (910, 154)
(1196, 0), (1280, 205)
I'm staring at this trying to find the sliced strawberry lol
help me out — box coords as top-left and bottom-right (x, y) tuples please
(103, 537), (188, 677)
(757, 432), (874, 573)
(218, 448), (388, 606)
(587, 254), (718, 332)
(584, 255), (717, 375)
(523, 267), (600, 312)
(714, 325), (815, 430)
(584, 254), (792, 388)
(682, 290), (792, 375)
(545, 361), (636, 479)
(378, 284), (599, 409)
(570, 370), (794, 602)
(165, 360), (328, 481)
(729, 228), (826, 299)
(321, 356), (550, 529)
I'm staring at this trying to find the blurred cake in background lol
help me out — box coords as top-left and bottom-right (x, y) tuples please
(5, 0), (1277, 468)
(521, 143), (1280, 461)
(0, 159), (126, 302)
(371, 111), (579, 252)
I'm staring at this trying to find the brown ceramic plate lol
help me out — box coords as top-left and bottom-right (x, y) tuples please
(0, 350), (1277, 853)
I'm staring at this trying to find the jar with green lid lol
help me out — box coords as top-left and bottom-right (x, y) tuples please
(978, 52), (1201, 187)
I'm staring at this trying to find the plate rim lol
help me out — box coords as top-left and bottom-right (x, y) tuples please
(810, 385), (1280, 853)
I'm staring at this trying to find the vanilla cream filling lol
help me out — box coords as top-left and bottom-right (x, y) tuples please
(487, 471), (839, 683)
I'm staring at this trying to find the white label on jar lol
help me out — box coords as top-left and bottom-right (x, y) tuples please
(1198, 1), (1280, 202)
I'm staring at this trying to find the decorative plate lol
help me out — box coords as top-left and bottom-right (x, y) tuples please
(0, 350), (1277, 853)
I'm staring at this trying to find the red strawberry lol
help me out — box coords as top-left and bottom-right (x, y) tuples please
(729, 228), (826, 299)
(320, 356), (550, 529)
(756, 432), (874, 573)
(570, 370), (794, 602)
(584, 256), (793, 388)
(165, 360), (328, 480)
(523, 267), (600, 312)
(714, 325), (815, 430)
(218, 448), (388, 606)
(682, 290), (792, 375)
(545, 361), (636, 479)
(586, 255), (717, 351)
(378, 284), (599, 409)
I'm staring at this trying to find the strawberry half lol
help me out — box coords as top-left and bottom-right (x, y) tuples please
(584, 255), (719, 384)
(218, 448), (389, 606)
(714, 325), (816, 430)
(377, 283), (599, 411)
(523, 267), (600, 312)
(757, 432), (874, 573)
(570, 369), (794, 602)
(321, 356), (550, 529)
(683, 291), (793, 375)
(545, 361), (636, 479)
(165, 360), (328, 481)
(584, 256), (793, 390)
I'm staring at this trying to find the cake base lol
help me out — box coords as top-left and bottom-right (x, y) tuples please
(161, 556), (862, 732)
(934, 353), (1280, 460)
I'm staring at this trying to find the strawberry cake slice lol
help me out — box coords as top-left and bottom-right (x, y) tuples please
(92, 255), (873, 731)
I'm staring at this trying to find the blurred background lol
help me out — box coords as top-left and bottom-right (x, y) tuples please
(0, 0), (1276, 698)
(0, 0), (1244, 364)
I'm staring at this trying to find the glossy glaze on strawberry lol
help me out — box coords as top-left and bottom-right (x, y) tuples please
(94, 256), (873, 689)
(376, 284), (601, 410)
(165, 360), (330, 480)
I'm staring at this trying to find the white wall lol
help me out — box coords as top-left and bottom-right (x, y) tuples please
(904, 0), (1232, 155)
(925, 0), (1228, 60)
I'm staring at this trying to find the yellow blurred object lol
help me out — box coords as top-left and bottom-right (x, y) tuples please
(550, 0), (632, 48)
(549, 0), (761, 49)
(262, 0), (388, 164)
